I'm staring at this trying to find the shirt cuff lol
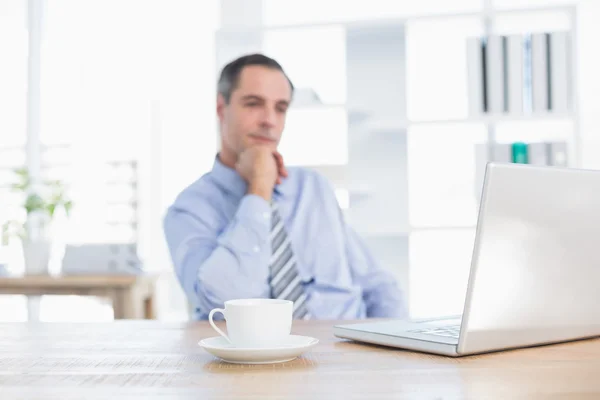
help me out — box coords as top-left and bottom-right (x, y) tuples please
(236, 194), (272, 227)
(217, 194), (272, 255)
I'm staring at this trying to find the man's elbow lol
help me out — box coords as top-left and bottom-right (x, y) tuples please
(172, 256), (221, 319)
(177, 253), (265, 317)
(365, 285), (409, 319)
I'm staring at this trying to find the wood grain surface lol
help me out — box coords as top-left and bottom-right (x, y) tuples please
(0, 275), (158, 319)
(0, 319), (598, 399)
(0, 275), (155, 289)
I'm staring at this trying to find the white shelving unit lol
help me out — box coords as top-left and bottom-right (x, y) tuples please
(216, 1), (580, 318)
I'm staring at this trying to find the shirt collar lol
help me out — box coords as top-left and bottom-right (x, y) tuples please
(210, 154), (287, 200)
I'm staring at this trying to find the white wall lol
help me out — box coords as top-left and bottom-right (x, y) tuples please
(576, 1), (600, 169)
(345, 24), (410, 293)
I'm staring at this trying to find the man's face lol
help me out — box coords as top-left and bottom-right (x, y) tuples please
(217, 65), (292, 157)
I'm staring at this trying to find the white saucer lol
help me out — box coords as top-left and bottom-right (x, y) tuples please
(199, 335), (319, 364)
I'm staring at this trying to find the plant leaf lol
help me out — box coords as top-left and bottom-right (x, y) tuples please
(1, 222), (9, 246)
(1, 220), (25, 245)
(64, 200), (73, 216)
(46, 203), (56, 218)
(8, 166), (74, 222)
(24, 193), (46, 214)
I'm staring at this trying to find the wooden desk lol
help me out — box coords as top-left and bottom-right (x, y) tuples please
(0, 320), (598, 399)
(0, 274), (157, 319)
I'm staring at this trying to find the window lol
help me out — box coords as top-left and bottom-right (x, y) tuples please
(0, 0), (27, 148)
(0, 0), (27, 316)
(39, 0), (217, 321)
(0, 0), (218, 322)
(41, 0), (218, 252)
(0, 0), (28, 273)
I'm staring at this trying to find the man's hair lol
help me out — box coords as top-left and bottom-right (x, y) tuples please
(217, 53), (294, 104)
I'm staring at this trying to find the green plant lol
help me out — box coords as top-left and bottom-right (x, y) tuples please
(1, 167), (72, 245)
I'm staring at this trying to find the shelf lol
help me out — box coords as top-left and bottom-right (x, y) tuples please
(409, 225), (477, 232)
(345, 185), (373, 196)
(410, 111), (575, 126)
(286, 102), (574, 132)
(105, 180), (137, 186)
(216, 2), (580, 250)
(106, 221), (138, 227)
(105, 200), (138, 206)
(350, 116), (407, 133)
(351, 226), (477, 236)
(339, 188), (372, 204)
(217, 4), (575, 34)
(348, 111), (575, 135)
(41, 162), (71, 168)
(359, 230), (410, 238)
(106, 160), (137, 166)
(290, 102), (346, 111)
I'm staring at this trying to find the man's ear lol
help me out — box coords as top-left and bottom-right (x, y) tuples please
(216, 94), (226, 121)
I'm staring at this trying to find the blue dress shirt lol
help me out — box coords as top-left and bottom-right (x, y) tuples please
(163, 156), (408, 320)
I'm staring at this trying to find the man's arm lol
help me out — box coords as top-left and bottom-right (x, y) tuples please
(163, 194), (273, 318)
(164, 147), (284, 319)
(315, 172), (407, 319)
(343, 222), (408, 318)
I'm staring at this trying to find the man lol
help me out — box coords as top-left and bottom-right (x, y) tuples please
(163, 53), (407, 320)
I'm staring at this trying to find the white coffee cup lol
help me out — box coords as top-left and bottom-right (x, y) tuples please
(208, 298), (293, 348)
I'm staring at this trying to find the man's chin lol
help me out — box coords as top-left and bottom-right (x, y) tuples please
(247, 139), (277, 149)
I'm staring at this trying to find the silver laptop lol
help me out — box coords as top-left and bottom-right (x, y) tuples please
(334, 162), (600, 357)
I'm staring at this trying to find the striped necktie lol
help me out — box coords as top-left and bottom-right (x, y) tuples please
(269, 201), (310, 319)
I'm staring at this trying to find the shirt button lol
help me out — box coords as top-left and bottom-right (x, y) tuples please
(262, 212), (270, 219)
(253, 246), (260, 253)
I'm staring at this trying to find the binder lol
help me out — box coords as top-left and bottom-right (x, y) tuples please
(485, 35), (507, 114)
(531, 33), (550, 112)
(522, 34), (533, 114)
(547, 142), (568, 166)
(492, 143), (512, 163)
(549, 32), (570, 112)
(467, 37), (485, 115)
(506, 35), (524, 114)
(527, 142), (549, 165)
(512, 142), (528, 164)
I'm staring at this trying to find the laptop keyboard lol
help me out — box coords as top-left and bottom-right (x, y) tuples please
(408, 324), (461, 338)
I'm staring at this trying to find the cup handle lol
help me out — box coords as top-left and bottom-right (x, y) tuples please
(208, 308), (231, 343)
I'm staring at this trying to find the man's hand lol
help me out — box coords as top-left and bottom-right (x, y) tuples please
(272, 151), (288, 185)
(236, 147), (287, 201)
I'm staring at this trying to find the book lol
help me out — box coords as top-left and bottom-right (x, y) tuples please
(512, 142), (528, 164)
(485, 35), (506, 114)
(549, 31), (570, 113)
(531, 33), (550, 112)
(506, 35), (524, 114)
(467, 37), (486, 115)
(527, 142), (549, 165)
(522, 34), (533, 114)
(547, 141), (568, 166)
(492, 143), (512, 163)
